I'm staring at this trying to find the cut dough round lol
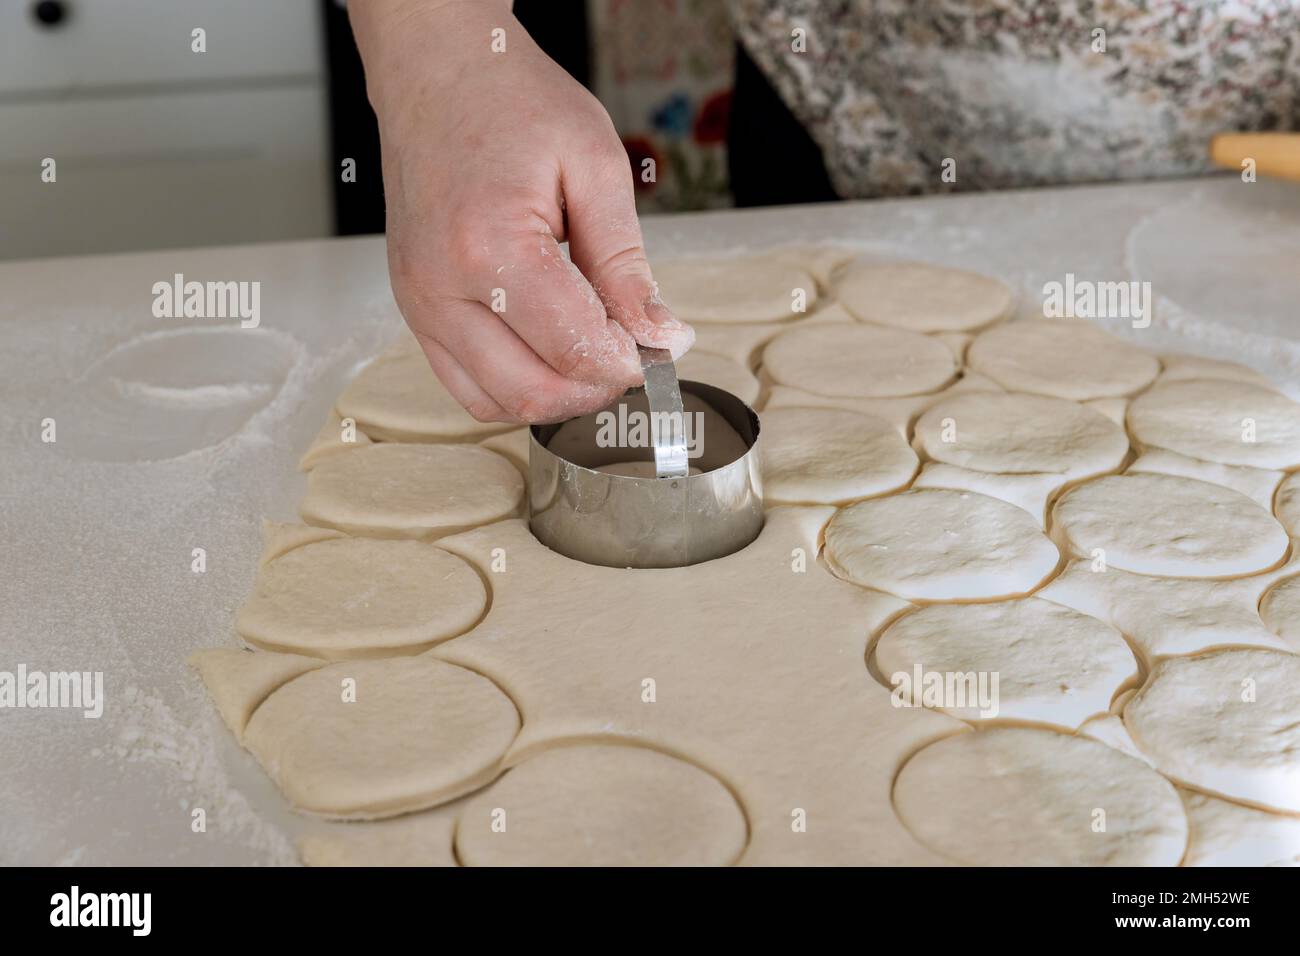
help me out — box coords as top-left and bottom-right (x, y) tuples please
(914, 391), (1128, 479)
(1259, 575), (1300, 649)
(824, 489), (1059, 601)
(761, 407), (917, 504)
(874, 599), (1136, 728)
(1052, 473), (1287, 577)
(337, 343), (512, 442)
(244, 656), (518, 819)
(1275, 471), (1300, 536)
(763, 323), (957, 398)
(967, 319), (1159, 400)
(675, 349), (761, 407)
(1128, 379), (1300, 469)
(455, 744), (747, 866)
(1124, 649), (1300, 813)
(300, 443), (523, 539)
(893, 727), (1187, 866)
(1180, 790), (1300, 867)
(236, 538), (486, 659)
(653, 255), (816, 322)
(835, 261), (1013, 332)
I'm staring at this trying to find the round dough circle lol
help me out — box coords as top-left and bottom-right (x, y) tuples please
(893, 727), (1188, 866)
(1052, 473), (1287, 577)
(874, 599), (1137, 728)
(1124, 649), (1300, 813)
(455, 745), (748, 866)
(336, 342), (513, 442)
(236, 538), (486, 658)
(914, 390), (1128, 479)
(761, 407), (917, 504)
(675, 349), (761, 406)
(835, 261), (1012, 332)
(1128, 379), (1300, 469)
(1276, 471), (1300, 536)
(299, 443), (523, 539)
(244, 657), (518, 819)
(824, 489), (1059, 601)
(967, 319), (1159, 400)
(1259, 575), (1300, 650)
(763, 323), (957, 398)
(653, 255), (817, 323)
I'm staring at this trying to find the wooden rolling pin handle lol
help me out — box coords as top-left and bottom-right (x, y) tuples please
(1210, 133), (1300, 182)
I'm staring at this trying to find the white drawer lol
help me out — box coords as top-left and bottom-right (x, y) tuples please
(0, 0), (323, 96)
(0, 85), (332, 259)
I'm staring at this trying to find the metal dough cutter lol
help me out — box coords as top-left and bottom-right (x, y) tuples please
(528, 346), (763, 568)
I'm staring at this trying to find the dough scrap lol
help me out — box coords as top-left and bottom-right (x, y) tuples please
(1259, 575), (1300, 650)
(874, 599), (1136, 728)
(1052, 473), (1288, 577)
(300, 443), (523, 539)
(933, 331), (972, 364)
(652, 254), (817, 323)
(675, 349), (761, 407)
(771, 244), (859, 288)
(336, 339), (514, 442)
(1127, 448), (1282, 510)
(434, 509), (965, 865)
(188, 647), (325, 740)
(1128, 379), (1300, 469)
(1180, 790), (1300, 867)
(1124, 649), (1300, 813)
(455, 744), (748, 867)
(1077, 714), (1154, 766)
(237, 537), (486, 659)
(893, 727), (1188, 866)
(243, 656), (519, 819)
(967, 319), (1159, 400)
(1159, 353), (1275, 389)
(912, 463), (1061, 527)
(1038, 558), (1296, 660)
(760, 407), (917, 504)
(1083, 397), (1128, 426)
(914, 391), (1128, 480)
(299, 410), (372, 471)
(824, 490), (1059, 601)
(835, 261), (1013, 332)
(763, 323), (957, 398)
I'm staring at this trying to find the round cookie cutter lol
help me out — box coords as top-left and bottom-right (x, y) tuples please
(529, 349), (763, 569)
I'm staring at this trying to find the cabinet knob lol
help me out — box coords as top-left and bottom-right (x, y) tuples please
(32, 1), (69, 28)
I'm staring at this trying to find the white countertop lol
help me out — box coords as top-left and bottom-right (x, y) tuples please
(3, 175), (1299, 865)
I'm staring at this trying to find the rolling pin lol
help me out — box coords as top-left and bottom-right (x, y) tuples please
(1210, 132), (1300, 182)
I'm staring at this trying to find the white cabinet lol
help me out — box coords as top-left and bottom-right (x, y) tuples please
(0, 0), (332, 260)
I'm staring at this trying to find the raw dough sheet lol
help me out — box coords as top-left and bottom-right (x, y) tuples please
(5, 178), (1300, 866)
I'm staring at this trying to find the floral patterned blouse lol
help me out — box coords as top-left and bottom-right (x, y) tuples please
(726, 0), (1300, 197)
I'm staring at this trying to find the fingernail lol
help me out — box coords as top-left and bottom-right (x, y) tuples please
(644, 296), (686, 329)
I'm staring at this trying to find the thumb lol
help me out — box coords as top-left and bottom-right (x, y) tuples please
(562, 143), (695, 359)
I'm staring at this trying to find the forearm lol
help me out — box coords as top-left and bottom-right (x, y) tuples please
(348, 0), (518, 120)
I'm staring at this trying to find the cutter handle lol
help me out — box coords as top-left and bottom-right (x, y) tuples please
(1210, 133), (1300, 183)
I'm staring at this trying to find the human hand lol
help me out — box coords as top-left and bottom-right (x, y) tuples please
(350, 0), (693, 423)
